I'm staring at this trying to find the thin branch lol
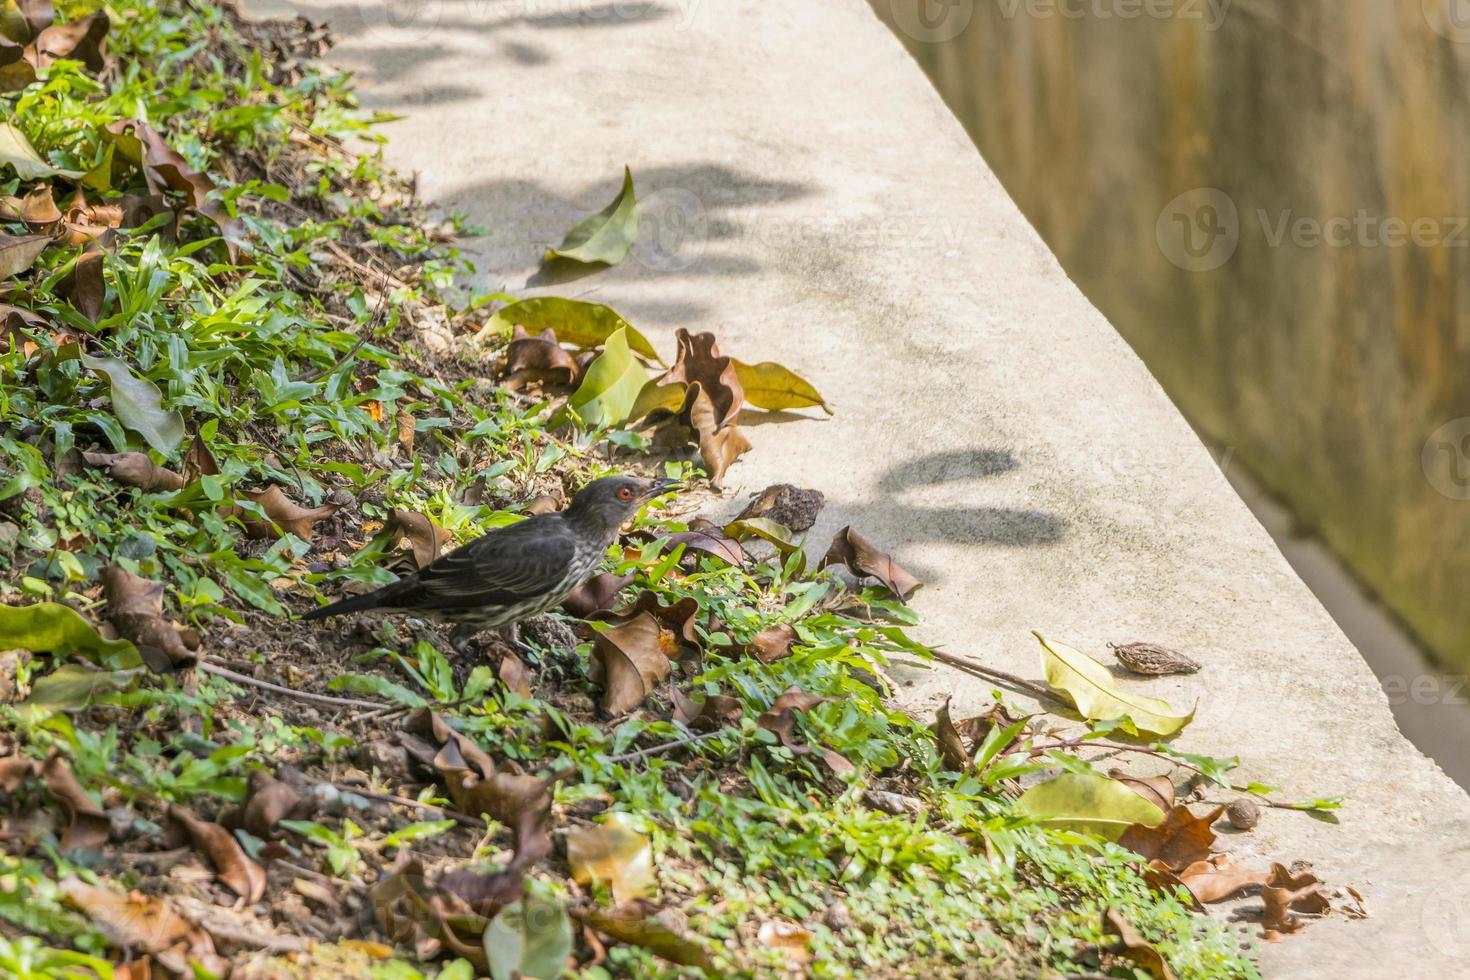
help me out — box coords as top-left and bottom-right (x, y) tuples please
(343, 786), (481, 828)
(606, 729), (727, 765)
(198, 661), (386, 711)
(926, 648), (1058, 703)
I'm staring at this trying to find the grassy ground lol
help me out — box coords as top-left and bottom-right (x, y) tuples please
(0, 2), (1266, 977)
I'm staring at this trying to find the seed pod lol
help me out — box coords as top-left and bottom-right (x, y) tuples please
(1109, 641), (1201, 675)
(1226, 798), (1260, 830)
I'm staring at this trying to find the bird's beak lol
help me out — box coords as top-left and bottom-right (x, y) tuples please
(643, 477), (682, 500)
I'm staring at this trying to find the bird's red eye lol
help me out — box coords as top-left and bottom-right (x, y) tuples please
(618, 487), (633, 501)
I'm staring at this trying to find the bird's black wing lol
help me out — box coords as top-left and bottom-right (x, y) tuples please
(397, 515), (579, 612)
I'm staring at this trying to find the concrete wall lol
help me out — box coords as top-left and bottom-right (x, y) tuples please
(873, 0), (1470, 671)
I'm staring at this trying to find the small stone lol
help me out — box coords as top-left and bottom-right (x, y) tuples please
(823, 902), (855, 933)
(1226, 798), (1260, 830)
(0, 521), (18, 553)
(307, 782), (343, 816)
(735, 484), (825, 533)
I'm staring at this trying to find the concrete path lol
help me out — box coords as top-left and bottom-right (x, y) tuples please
(250, 1), (1470, 973)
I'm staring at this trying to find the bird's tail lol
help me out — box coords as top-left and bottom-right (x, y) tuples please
(300, 585), (397, 621)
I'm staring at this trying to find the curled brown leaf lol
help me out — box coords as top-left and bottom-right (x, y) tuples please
(104, 120), (242, 260)
(102, 565), (197, 672)
(1118, 804), (1223, 872)
(748, 622), (798, 664)
(41, 751), (109, 851)
(166, 803), (267, 903)
(387, 508), (454, 570)
(81, 451), (185, 492)
(561, 572), (635, 618)
(240, 485), (342, 542)
(505, 325), (580, 388)
(1176, 854), (1269, 903)
(671, 685), (743, 731)
(757, 685), (853, 772)
(1102, 907), (1177, 980)
(578, 902), (713, 969)
(932, 697), (971, 771)
(28, 11), (109, 72)
(822, 525), (922, 601)
(589, 612), (673, 715)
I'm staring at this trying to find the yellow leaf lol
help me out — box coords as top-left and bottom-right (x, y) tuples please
(566, 812), (655, 904)
(1016, 773), (1167, 840)
(731, 358), (829, 414)
(1035, 632), (1194, 737)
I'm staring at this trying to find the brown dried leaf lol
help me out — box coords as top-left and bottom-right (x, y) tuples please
(80, 451), (185, 492)
(0, 36), (37, 92)
(102, 565), (196, 672)
(1110, 641), (1201, 676)
(104, 120), (242, 260)
(670, 686), (742, 731)
(230, 769), (303, 841)
(757, 919), (813, 967)
(561, 572), (635, 618)
(758, 685), (852, 772)
(663, 328), (742, 426)
(1260, 862), (1329, 941)
(1110, 769), (1176, 814)
(822, 526), (922, 600)
(404, 709), (553, 872)
(579, 902), (713, 969)
(388, 508), (454, 570)
(590, 612), (672, 715)
(1118, 804), (1223, 872)
(505, 325), (579, 388)
(659, 525), (745, 567)
(697, 420), (751, 489)
(0, 184), (60, 224)
(396, 410), (415, 454)
(166, 803), (267, 903)
(61, 876), (194, 952)
(567, 813), (655, 904)
(735, 483), (825, 532)
(0, 231), (51, 279)
(0, 302), (47, 350)
(374, 856), (497, 969)
(60, 249), (104, 321)
(28, 11), (109, 72)
(182, 433), (218, 479)
(748, 622), (797, 664)
(0, 751), (32, 792)
(41, 751), (108, 851)
(932, 697), (970, 771)
(1176, 854), (1269, 903)
(498, 650), (532, 697)
(1102, 907), (1177, 980)
(597, 592), (701, 652)
(242, 485), (341, 542)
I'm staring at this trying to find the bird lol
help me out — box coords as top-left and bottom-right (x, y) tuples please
(302, 475), (678, 650)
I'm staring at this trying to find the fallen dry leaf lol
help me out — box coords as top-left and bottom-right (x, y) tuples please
(505, 325), (580, 388)
(589, 612), (673, 715)
(757, 918), (814, 967)
(61, 876), (226, 976)
(226, 769), (305, 841)
(1111, 769), (1176, 814)
(498, 649), (532, 697)
(104, 120), (242, 260)
(1102, 907), (1177, 980)
(578, 902), (712, 969)
(41, 751), (109, 851)
(757, 685), (854, 773)
(387, 508), (454, 570)
(1260, 862), (1329, 941)
(102, 565), (197, 672)
(0, 184), (60, 224)
(822, 526), (922, 601)
(663, 328), (742, 426)
(241, 485), (342, 542)
(0, 231), (52, 279)
(1176, 854), (1269, 903)
(748, 622), (798, 664)
(561, 572), (635, 618)
(374, 856), (507, 969)
(80, 451), (186, 492)
(932, 697), (971, 771)
(60, 249), (104, 321)
(659, 524), (745, 567)
(596, 592), (701, 653)
(1118, 804), (1223, 872)
(28, 11), (109, 72)
(567, 812), (655, 904)
(670, 686), (743, 731)
(166, 803), (267, 903)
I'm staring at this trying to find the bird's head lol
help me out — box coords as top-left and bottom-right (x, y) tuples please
(565, 474), (680, 530)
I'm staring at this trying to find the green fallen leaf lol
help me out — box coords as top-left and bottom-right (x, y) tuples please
(484, 892), (573, 980)
(0, 602), (140, 666)
(1035, 632), (1193, 738)
(26, 664), (142, 714)
(545, 166), (638, 266)
(485, 297), (661, 363)
(725, 517), (800, 555)
(627, 378), (686, 421)
(0, 121), (83, 181)
(381, 819), (457, 850)
(732, 358), (829, 414)
(1015, 772), (1166, 840)
(556, 326), (649, 430)
(57, 345), (186, 454)
(0, 232), (52, 280)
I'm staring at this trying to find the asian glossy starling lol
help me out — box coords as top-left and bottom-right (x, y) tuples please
(303, 475), (676, 648)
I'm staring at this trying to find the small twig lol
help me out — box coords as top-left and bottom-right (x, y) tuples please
(198, 662), (387, 711)
(274, 858), (368, 894)
(926, 648), (1057, 703)
(606, 729), (727, 765)
(345, 786), (481, 828)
